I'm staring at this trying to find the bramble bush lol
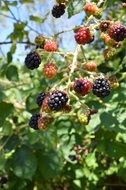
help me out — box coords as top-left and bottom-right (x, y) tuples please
(0, 0), (126, 189)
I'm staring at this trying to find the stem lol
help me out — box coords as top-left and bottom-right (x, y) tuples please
(67, 45), (80, 88)
(0, 41), (35, 46)
(80, 46), (88, 63)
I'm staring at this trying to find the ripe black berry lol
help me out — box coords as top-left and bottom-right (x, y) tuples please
(25, 51), (41, 70)
(68, 155), (77, 161)
(0, 176), (8, 184)
(48, 91), (68, 111)
(29, 114), (40, 130)
(52, 4), (66, 18)
(92, 78), (110, 98)
(108, 23), (126, 42)
(36, 92), (46, 107)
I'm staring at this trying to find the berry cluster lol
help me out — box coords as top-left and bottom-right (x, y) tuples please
(24, 0), (122, 131)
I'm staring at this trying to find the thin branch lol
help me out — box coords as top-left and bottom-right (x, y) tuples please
(105, 183), (126, 187)
(0, 41), (35, 46)
(3, 0), (19, 22)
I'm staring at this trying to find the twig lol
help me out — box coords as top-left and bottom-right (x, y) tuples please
(0, 41), (35, 45)
(104, 183), (126, 187)
(67, 45), (80, 89)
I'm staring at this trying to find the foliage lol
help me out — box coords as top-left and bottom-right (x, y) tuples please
(0, 0), (126, 190)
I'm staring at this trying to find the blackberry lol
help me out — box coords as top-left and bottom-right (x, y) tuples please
(36, 92), (46, 107)
(108, 23), (126, 42)
(43, 63), (58, 79)
(52, 4), (66, 18)
(48, 91), (68, 111)
(68, 155), (77, 161)
(73, 79), (92, 96)
(29, 114), (40, 130)
(44, 40), (58, 52)
(25, 51), (41, 70)
(0, 176), (8, 184)
(74, 27), (93, 45)
(92, 78), (110, 98)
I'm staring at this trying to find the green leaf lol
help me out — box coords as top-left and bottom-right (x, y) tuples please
(0, 102), (14, 126)
(6, 65), (19, 81)
(0, 90), (6, 102)
(5, 1), (18, 6)
(38, 150), (63, 179)
(0, 154), (6, 171)
(7, 52), (12, 64)
(67, 2), (74, 18)
(4, 135), (20, 151)
(67, 0), (83, 18)
(29, 15), (44, 23)
(2, 120), (13, 136)
(10, 43), (16, 54)
(12, 146), (37, 179)
(85, 152), (98, 169)
(20, 0), (33, 3)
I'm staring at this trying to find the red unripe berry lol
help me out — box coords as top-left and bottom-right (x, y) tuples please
(43, 63), (58, 79)
(83, 3), (101, 18)
(41, 96), (51, 112)
(84, 61), (97, 72)
(73, 78), (92, 96)
(74, 27), (93, 45)
(44, 40), (58, 52)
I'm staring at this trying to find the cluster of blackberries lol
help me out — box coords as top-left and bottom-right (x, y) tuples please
(99, 21), (126, 46)
(24, 40), (58, 70)
(73, 78), (111, 98)
(29, 90), (69, 130)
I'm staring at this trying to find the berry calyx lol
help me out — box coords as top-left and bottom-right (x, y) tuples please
(52, 3), (66, 18)
(100, 32), (118, 47)
(103, 48), (116, 60)
(99, 20), (111, 32)
(56, 0), (68, 4)
(92, 78), (110, 98)
(36, 92), (47, 107)
(48, 90), (68, 111)
(25, 51), (41, 70)
(44, 40), (58, 52)
(108, 23), (126, 42)
(74, 27), (93, 45)
(43, 63), (58, 79)
(83, 3), (101, 18)
(84, 61), (97, 72)
(29, 114), (41, 130)
(73, 78), (92, 96)
(34, 35), (45, 48)
(38, 116), (53, 130)
(41, 96), (50, 112)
